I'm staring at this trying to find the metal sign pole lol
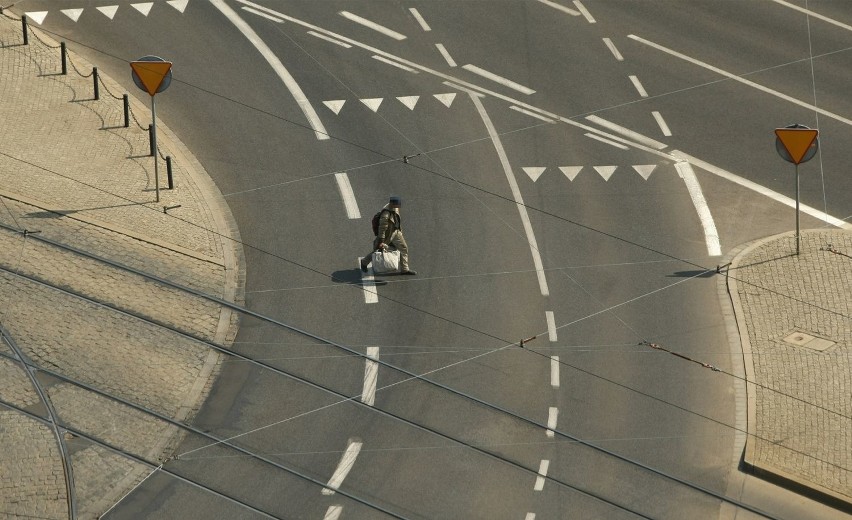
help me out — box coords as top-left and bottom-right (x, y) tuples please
(151, 95), (159, 203)
(795, 163), (800, 255)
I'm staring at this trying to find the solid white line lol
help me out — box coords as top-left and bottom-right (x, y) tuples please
(545, 311), (557, 342)
(586, 115), (666, 149)
(629, 75), (649, 97)
(321, 440), (363, 495)
(435, 43), (457, 67)
(469, 94), (549, 296)
(652, 111), (672, 136)
(675, 162), (722, 257)
(629, 34), (852, 127)
(462, 64), (536, 95)
(510, 106), (555, 123)
(584, 133), (629, 150)
(534, 459), (550, 490)
(362, 347), (380, 406)
(603, 38), (623, 61)
(546, 406), (558, 438)
(334, 172), (361, 219)
(372, 55), (418, 73)
(550, 356), (560, 388)
(324, 506), (343, 520)
(241, 6), (283, 22)
(359, 258), (378, 304)
(771, 0), (852, 32)
(409, 7), (431, 31)
(340, 11), (407, 40)
(671, 151), (852, 230)
(308, 30), (352, 48)
(210, 0), (329, 140)
(573, 0), (596, 23)
(535, 0), (580, 16)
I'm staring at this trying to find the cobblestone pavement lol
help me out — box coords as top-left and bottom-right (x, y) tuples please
(727, 230), (852, 511)
(0, 12), (243, 520)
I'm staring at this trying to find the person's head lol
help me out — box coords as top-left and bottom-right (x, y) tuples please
(389, 196), (401, 212)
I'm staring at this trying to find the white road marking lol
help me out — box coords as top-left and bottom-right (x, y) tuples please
(546, 311), (557, 342)
(671, 151), (852, 230)
(675, 161), (722, 257)
(434, 93), (457, 107)
(772, 0), (852, 32)
(372, 55), (418, 73)
(308, 31), (352, 48)
(26, 11), (48, 24)
(585, 133), (629, 150)
(573, 0), (596, 23)
(629, 75), (649, 97)
(97, 6), (119, 19)
(629, 34), (852, 127)
(397, 96), (420, 110)
(470, 94), (550, 296)
(632, 164), (657, 180)
(534, 459), (550, 490)
(603, 38), (624, 61)
(559, 166), (582, 181)
(241, 6), (282, 22)
(523, 167), (547, 182)
(340, 11), (407, 40)
(585, 115), (666, 150)
(409, 7), (431, 31)
(546, 406), (558, 438)
(211, 0), (329, 140)
(535, 0), (580, 16)
(525, 514), (537, 520)
(594, 166), (617, 181)
(550, 356), (560, 388)
(323, 100), (346, 115)
(324, 505), (343, 520)
(359, 258), (378, 304)
(131, 3), (154, 16)
(334, 173), (361, 219)
(510, 105), (555, 123)
(61, 9), (84, 22)
(652, 111), (672, 137)
(362, 347), (380, 406)
(435, 43), (458, 67)
(360, 98), (384, 112)
(321, 440), (363, 495)
(462, 64), (536, 95)
(167, 0), (189, 13)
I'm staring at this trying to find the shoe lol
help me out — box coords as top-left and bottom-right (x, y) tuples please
(360, 259), (369, 272)
(400, 270), (417, 275)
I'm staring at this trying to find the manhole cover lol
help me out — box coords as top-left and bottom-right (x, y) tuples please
(782, 331), (836, 352)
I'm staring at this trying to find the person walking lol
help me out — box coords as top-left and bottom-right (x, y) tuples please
(361, 196), (416, 275)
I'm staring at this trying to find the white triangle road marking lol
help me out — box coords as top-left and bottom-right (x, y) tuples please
(558, 166), (582, 181)
(523, 167), (547, 182)
(131, 3), (154, 16)
(360, 98), (383, 112)
(97, 6), (119, 19)
(397, 96), (419, 110)
(632, 164), (657, 180)
(167, 0), (190, 13)
(25, 11), (48, 25)
(323, 100), (346, 115)
(434, 93), (456, 108)
(61, 9), (84, 22)
(594, 166), (617, 181)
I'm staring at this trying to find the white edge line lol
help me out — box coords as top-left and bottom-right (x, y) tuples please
(510, 106), (555, 123)
(435, 43), (458, 67)
(462, 64), (536, 95)
(675, 161), (722, 257)
(321, 440), (363, 495)
(241, 6), (283, 22)
(340, 10), (407, 40)
(585, 115), (666, 149)
(573, 0), (596, 23)
(584, 133), (629, 150)
(409, 7), (431, 31)
(334, 172), (361, 219)
(603, 38), (624, 61)
(359, 258), (379, 303)
(652, 111), (672, 137)
(372, 55), (418, 73)
(308, 30), (352, 48)
(545, 311), (557, 342)
(536, 0), (580, 16)
(550, 356), (560, 388)
(362, 347), (379, 406)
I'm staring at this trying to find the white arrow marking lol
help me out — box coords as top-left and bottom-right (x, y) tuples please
(323, 100), (346, 115)
(523, 167), (546, 182)
(434, 93), (456, 108)
(131, 3), (154, 16)
(97, 6), (119, 19)
(396, 96), (419, 110)
(61, 9), (84, 22)
(594, 166), (617, 181)
(167, 0), (190, 13)
(559, 166), (582, 181)
(633, 164), (657, 180)
(360, 98), (383, 112)
(25, 12), (48, 24)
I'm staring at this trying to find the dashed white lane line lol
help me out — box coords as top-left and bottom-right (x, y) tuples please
(675, 161), (722, 257)
(550, 356), (560, 388)
(629, 75), (649, 98)
(535, 0), (580, 16)
(545, 407), (559, 438)
(324, 505), (343, 520)
(372, 55), (418, 73)
(462, 64), (536, 95)
(334, 172), (361, 219)
(359, 258), (378, 304)
(308, 30), (352, 48)
(339, 11), (407, 40)
(435, 43), (458, 67)
(573, 0), (596, 23)
(241, 6), (282, 22)
(469, 93), (550, 297)
(211, 0), (329, 141)
(603, 37), (624, 61)
(584, 133), (629, 150)
(321, 439), (363, 495)
(652, 111), (672, 137)
(409, 7), (432, 31)
(586, 115), (666, 150)
(771, 0), (852, 32)
(533, 459), (550, 491)
(525, 514), (537, 520)
(362, 347), (380, 406)
(545, 311), (557, 342)
(510, 105), (555, 123)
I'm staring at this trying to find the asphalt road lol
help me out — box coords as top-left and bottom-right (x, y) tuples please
(21, 1), (852, 518)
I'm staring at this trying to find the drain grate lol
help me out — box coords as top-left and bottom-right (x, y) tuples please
(782, 331), (836, 352)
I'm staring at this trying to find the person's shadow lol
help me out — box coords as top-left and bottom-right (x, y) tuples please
(330, 268), (388, 286)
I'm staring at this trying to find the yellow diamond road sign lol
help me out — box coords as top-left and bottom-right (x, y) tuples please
(130, 61), (172, 96)
(775, 127), (818, 165)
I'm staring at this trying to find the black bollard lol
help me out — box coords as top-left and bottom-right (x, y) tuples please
(92, 67), (99, 100)
(148, 125), (154, 156)
(60, 42), (67, 75)
(166, 157), (173, 189)
(22, 15), (28, 45)
(123, 94), (129, 128)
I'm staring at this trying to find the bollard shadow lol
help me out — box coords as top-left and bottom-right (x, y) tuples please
(330, 268), (387, 286)
(23, 202), (143, 219)
(667, 269), (717, 278)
